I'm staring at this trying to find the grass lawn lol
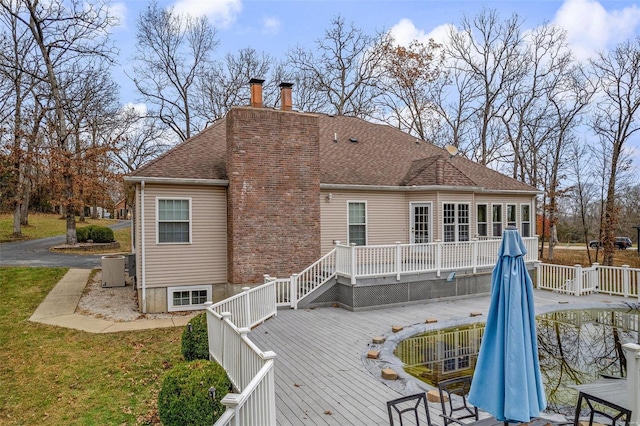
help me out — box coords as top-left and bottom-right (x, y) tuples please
(541, 245), (640, 268)
(0, 213), (131, 253)
(0, 267), (182, 425)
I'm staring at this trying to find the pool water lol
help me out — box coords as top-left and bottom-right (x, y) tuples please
(396, 308), (638, 415)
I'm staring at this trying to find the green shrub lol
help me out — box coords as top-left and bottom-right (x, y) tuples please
(77, 225), (100, 242)
(90, 226), (114, 243)
(182, 312), (209, 361)
(76, 227), (88, 242)
(158, 360), (231, 426)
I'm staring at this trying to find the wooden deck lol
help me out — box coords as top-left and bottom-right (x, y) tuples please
(248, 290), (632, 426)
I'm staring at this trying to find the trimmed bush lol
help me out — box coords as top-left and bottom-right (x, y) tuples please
(90, 226), (114, 243)
(76, 226), (89, 242)
(158, 360), (231, 426)
(182, 312), (209, 361)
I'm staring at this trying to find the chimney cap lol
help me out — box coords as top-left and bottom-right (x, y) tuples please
(279, 82), (293, 88)
(249, 78), (265, 84)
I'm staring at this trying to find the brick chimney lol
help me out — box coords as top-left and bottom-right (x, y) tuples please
(279, 82), (293, 111)
(226, 106), (320, 284)
(250, 78), (265, 108)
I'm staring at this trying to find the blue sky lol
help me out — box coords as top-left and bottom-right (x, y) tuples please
(110, 0), (640, 105)
(109, 0), (640, 171)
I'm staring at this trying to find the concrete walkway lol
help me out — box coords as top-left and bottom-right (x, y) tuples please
(29, 268), (194, 333)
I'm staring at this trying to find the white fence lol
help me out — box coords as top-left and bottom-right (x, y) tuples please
(536, 262), (640, 299)
(271, 238), (538, 308)
(207, 283), (278, 426)
(335, 238), (538, 284)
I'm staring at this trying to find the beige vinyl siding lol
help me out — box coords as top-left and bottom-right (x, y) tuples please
(320, 190), (408, 253)
(320, 190), (536, 252)
(142, 184), (227, 288)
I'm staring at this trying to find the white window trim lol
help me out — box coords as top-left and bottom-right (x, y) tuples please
(506, 203), (517, 228)
(476, 203), (488, 237)
(167, 285), (212, 312)
(409, 201), (433, 243)
(491, 203), (503, 237)
(520, 203), (532, 237)
(347, 200), (367, 246)
(442, 202), (470, 242)
(156, 197), (192, 245)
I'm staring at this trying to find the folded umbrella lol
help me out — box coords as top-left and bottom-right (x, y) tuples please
(468, 227), (547, 423)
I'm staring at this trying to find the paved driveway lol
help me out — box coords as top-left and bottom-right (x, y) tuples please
(0, 220), (131, 268)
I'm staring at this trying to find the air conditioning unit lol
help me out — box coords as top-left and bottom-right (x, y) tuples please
(102, 255), (126, 287)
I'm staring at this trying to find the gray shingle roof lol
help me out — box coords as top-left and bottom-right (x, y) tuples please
(130, 111), (537, 192)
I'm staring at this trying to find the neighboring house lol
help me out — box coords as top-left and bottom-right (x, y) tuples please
(114, 198), (131, 220)
(125, 80), (539, 313)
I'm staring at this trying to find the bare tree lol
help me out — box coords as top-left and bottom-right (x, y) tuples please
(500, 23), (574, 183)
(111, 107), (170, 173)
(546, 68), (595, 259)
(287, 15), (389, 118)
(590, 37), (640, 265)
(131, 1), (218, 142)
(1, 0), (118, 244)
(567, 141), (600, 262)
(197, 47), (279, 123)
(428, 65), (480, 153)
(0, 0), (43, 236)
(444, 9), (528, 165)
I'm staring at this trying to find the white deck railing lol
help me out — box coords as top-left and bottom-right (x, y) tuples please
(267, 248), (338, 309)
(536, 262), (640, 299)
(270, 238), (539, 308)
(335, 237), (538, 284)
(207, 283), (278, 426)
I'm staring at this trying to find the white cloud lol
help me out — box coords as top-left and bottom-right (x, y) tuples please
(553, 0), (640, 60)
(172, 0), (242, 28)
(389, 18), (453, 46)
(262, 16), (281, 34)
(123, 102), (148, 116)
(109, 2), (127, 29)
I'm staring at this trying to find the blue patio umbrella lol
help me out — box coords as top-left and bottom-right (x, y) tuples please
(468, 227), (547, 423)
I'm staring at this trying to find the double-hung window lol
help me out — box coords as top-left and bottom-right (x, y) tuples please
(477, 204), (488, 237)
(492, 204), (503, 237)
(521, 204), (531, 237)
(507, 204), (517, 229)
(348, 201), (366, 245)
(158, 198), (191, 243)
(443, 203), (470, 242)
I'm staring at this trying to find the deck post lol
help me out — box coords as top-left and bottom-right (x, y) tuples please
(395, 241), (401, 281)
(350, 243), (357, 285)
(574, 264), (582, 296)
(435, 239), (442, 278)
(291, 274), (298, 310)
(622, 265), (630, 298)
(472, 238), (478, 274)
(622, 343), (640, 426)
(242, 287), (251, 327)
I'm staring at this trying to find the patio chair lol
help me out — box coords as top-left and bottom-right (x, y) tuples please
(437, 376), (479, 426)
(573, 391), (631, 426)
(387, 392), (433, 426)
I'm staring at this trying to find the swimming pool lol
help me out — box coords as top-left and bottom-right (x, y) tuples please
(395, 308), (638, 415)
